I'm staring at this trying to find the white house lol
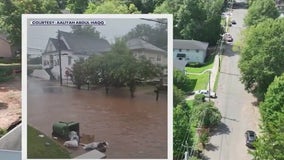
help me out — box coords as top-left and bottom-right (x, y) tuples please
(127, 38), (167, 73)
(173, 39), (209, 71)
(42, 30), (110, 80)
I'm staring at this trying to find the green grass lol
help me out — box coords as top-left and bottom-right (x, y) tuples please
(185, 54), (215, 73)
(188, 73), (210, 91)
(28, 125), (70, 159)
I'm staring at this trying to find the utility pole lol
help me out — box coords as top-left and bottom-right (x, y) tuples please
(58, 30), (63, 86)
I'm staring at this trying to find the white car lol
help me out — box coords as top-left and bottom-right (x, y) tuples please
(195, 90), (217, 98)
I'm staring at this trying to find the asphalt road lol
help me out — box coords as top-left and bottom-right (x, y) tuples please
(204, 8), (260, 160)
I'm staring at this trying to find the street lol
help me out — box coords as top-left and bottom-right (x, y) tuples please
(204, 8), (260, 160)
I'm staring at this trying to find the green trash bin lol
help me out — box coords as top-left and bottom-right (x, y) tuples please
(52, 121), (80, 140)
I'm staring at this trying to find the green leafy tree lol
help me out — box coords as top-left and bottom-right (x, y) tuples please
(175, 0), (223, 45)
(123, 23), (167, 49)
(125, 0), (165, 13)
(71, 25), (101, 39)
(244, 0), (279, 26)
(72, 59), (88, 89)
(154, 0), (183, 38)
(192, 101), (222, 128)
(251, 74), (284, 159)
(66, 0), (88, 13)
(0, 0), (60, 53)
(238, 19), (284, 101)
(174, 70), (191, 92)
(173, 85), (185, 107)
(173, 104), (194, 159)
(85, 0), (140, 14)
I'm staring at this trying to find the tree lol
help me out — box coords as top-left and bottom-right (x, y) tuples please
(72, 59), (88, 89)
(84, 0), (140, 14)
(124, 23), (167, 51)
(173, 85), (185, 107)
(125, 0), (165, 13)
(154, 0), (183, 38)
(71, 25), (101, 39)
(173, 104), (194, 159)
(173, 70), (191, 92)
(192, 101), (221, 128)
(238, 19), (284, 101)
(175, 0), (223, 45)
(0, 0), (60, 53)
(251, 74), (284, 159)
(244, 0), (279, 26)
(66, 0), (88, 13)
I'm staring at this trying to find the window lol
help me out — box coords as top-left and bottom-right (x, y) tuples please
(179, 49), (182, 52)
(176, 53), (186, 58)
(68, 56), (72, 65)
(196, 49), (199, 52)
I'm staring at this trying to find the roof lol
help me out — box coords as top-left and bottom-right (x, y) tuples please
(173, 39), (209, 50)
(60, 31), (110, 55)
(126, 38), (166, 53)
(44, 31), (111, 55)
(49, 38), (68, 51)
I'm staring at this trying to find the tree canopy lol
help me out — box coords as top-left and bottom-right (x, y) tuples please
(71, 25), (101, 39)
(123, 23), (167, 49)
(244, 0), (279, 26)
(252, 74), (284, 160)
(0, 0), (60, 52)
(238, 18), (284, 101)
(84, 0), (140, 14)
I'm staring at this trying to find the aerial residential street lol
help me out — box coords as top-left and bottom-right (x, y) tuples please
(204, 7), (260, 160)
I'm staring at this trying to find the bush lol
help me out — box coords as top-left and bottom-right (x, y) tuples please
(186, 62), (204, 68)
(0, 67), (14, 82)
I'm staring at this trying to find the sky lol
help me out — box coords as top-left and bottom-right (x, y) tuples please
(27, 18), (159, 54)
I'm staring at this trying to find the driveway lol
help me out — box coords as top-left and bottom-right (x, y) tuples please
(204, 8), (260, 160)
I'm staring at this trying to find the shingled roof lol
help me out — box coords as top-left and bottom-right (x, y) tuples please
(173, 39), (209, 50)
(44, 31), (111, 55)
(126, 38), (166, 53)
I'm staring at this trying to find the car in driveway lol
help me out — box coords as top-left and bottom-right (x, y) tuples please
(245, 130), (257, 149)
(195, 90), (217, 98)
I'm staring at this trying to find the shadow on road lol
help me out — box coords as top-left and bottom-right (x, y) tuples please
(205, 143), (219, 151)
(220, 71), (241, 77)
(210, 122), (231, 136)
(222, 45), (237, 57)
(223, 116), (239, 122)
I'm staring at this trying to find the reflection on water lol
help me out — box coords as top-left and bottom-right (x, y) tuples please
(27, 77), (167, 159)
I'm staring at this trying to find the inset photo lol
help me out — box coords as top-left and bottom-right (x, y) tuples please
(23, 14), (172, 159)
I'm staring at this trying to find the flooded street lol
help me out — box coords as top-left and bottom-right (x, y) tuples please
(27, 77), (167, 159)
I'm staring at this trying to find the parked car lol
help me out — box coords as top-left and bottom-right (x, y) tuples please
(224, 33), (233, 42)
(231, 20), (236, 25)
(195, 90), (217, 98)
(245, 130), (257, 149)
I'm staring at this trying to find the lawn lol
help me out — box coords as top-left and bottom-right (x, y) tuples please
(27, 125), (70, 159)
(185, 54), (215, 91)
(185, 54), (215, 74)
(188, 73), (210, 91)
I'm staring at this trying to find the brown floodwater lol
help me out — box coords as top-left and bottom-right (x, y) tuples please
(27, 77), (167, 159)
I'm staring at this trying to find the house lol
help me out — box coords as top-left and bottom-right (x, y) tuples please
(0, 35), (12, 58)
(42, 30), (111, 80)
(126, 38), (167, 72)
(126, 38), (167, 86)
(173, 39), (209, 71)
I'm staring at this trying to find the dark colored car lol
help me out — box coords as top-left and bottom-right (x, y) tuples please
(245, 130), (257, 149)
